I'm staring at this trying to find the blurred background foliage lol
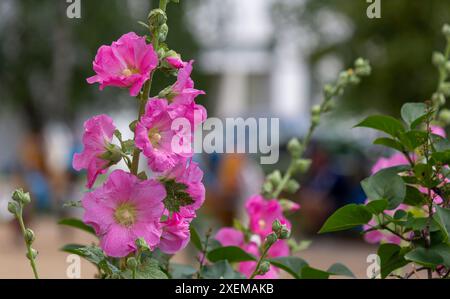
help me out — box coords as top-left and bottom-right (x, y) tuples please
(275, 0), (450, 115)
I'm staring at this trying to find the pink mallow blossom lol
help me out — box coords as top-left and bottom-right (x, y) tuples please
(215, 228), (289, 279)
(158, 209), (193, 254)
(73, 114), (116, 189)
(135, 98), (193, 173)
(82, 170), (166, 258)
(166, 56), (184, 69)
(246, 195), (291, 238)
(171, 60), (205, 105)
(87, 32), (158, 97)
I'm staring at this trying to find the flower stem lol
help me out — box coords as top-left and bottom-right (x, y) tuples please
(16, 210), (39, 279)
(249, 244), (272, 279)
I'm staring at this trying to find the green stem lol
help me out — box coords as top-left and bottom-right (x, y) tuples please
(17, 212), (39, 279)
(249, 244), (272, 279)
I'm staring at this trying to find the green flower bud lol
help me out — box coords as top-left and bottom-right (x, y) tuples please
(279, 199), (299, 213)
(148, 9), (167, 31)
(265, 232), (278, 247)
(439, 82), (450, 97)
(159, 23), (169, 42)
(279, 226), (291, 240)
(311, 104), (321, 116)
(262, 181), (274, 194)
(267, 170), (282, 186)
(7, 201), (19, 215)
(26, 248), (38, 260)
(323, 84), (334, 98)
(439, 109), (450, 124)
(127, 257), (138, 270)
(258, 261), (271, 275)
(433, 92), (446, 107)
(283, 179), (300, 194)
(12, 189), (31, 205)
(287, 138), (303, 158)
(272, 219), (282, 233)
(136, 237), (150, 251)
(292, 159), (312, 174)
(354, 58), (371, 77)
(25, 228), (35, 244)
(446, 62), (450, 73)
(311, 114), (321, 126)
(100, 144), (122, 165)
(433, 52), (446, 67)
(442, 24), (450, 39)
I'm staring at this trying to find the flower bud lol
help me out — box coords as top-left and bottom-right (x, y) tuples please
(439, 82), (450, 97)
(12, 189), (31, 205)
(439, 109), (450, 124)
(292, 159), (312, 174)
(283, 179), (300, 194)
(127, 257), (138, 270)
(354, 58), (371, 77)
(279, 199), (301, 213)
(262, 181), (273, 194)
(279, 226), (291, 240)
(323, 84), (334, 98)
(26, 248), (38, 260)
(7, 201), (19, 215)
(433, 52), (446, 67)
(257, 261), (271, 275)
(265, 232), (278, 247)
(267, 170), (282, 186)
(136, 237), (150, 251)
(432, 92), (446, 107)
(287, 138), (303, 158)
(100, 144), (122, 165)
(25, 228), (35, 244)
(148, 9), (167, 31)
(442, 24), (450, 39)
(272, 219), (282, 233)
(159, 23), (169, 42)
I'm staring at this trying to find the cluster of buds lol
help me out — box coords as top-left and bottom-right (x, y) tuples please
(433, 24), (450, 110)
(8, 189), (39, 278)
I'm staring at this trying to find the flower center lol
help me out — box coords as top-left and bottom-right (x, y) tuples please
(114, 203), (137, 227)
(258, 219), (266, 229)
(122, 67), (139, 77)
(148, 128), (162, 147)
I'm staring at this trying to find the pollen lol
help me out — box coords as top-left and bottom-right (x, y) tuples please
(114, 203), (137, 227)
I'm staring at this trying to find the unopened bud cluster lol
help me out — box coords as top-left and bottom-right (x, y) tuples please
(432, 24), (450, 109)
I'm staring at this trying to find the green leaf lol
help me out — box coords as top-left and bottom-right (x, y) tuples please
(361, 169), (406, 209)
(435, 205), (450, 243)
(365, 199), (388, 215)
(300, 266), (330, 279)
(169, 264), (197, 279)
(189, 225), (203, 251)
(404, 247), (443, 268)
(413, 163), (436, 188)
(122, 258), (168, 279)
(373, 137), (404, 152)
(431, 244), (450, 268)
(399, 131), (428, 151)
(207, 246), (257, 263)
(432, 150), (450, 165)
(58, 218), (96, 235)
(318, 204), (372, 233)
(355, 115), (405, 137)
(163, 179), (194, 213)
(403, 186), (427, 206)
(378, 244), (410, 279)
(268, 256), (309, 279)
(400, 102), (427, 128)
(327, 263), (355, 278)
(201, 260), (245, 279)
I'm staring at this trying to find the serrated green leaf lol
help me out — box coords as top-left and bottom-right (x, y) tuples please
(268, 256), (309, 279)
(373, 137), (404, 152)
(207, 246), (256, 263)
(361, 169), (406, 210)
(400, 102), (427, 128)
(365, 199), (388, 215)
(58, 218), (96, 235)
(327, 263), (355, 278)
(404, 247), (443, 268)
(300, 266), (330, 279)
(378, 244), (410, 279)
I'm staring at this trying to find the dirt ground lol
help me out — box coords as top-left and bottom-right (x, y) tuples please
(0, 217), (378, 279)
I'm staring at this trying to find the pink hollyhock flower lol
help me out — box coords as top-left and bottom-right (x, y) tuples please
(245, 195), (291, 238)
(82, 170), (166, 258)
(135, 98), (193, 172)
(158, 210), (192, 254)
(73, 114), (116, 189)
(171, 60), (205, 105)
(371, 153), (410, 174)
(87, 32), (158, 97)
(166, 56), (184, 69)
(215, 228), (289, 279)
(163, 162), (206, 211)
(431, 125), (446, 138)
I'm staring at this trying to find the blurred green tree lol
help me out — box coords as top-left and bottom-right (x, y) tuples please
(274, 0), (450, 115)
